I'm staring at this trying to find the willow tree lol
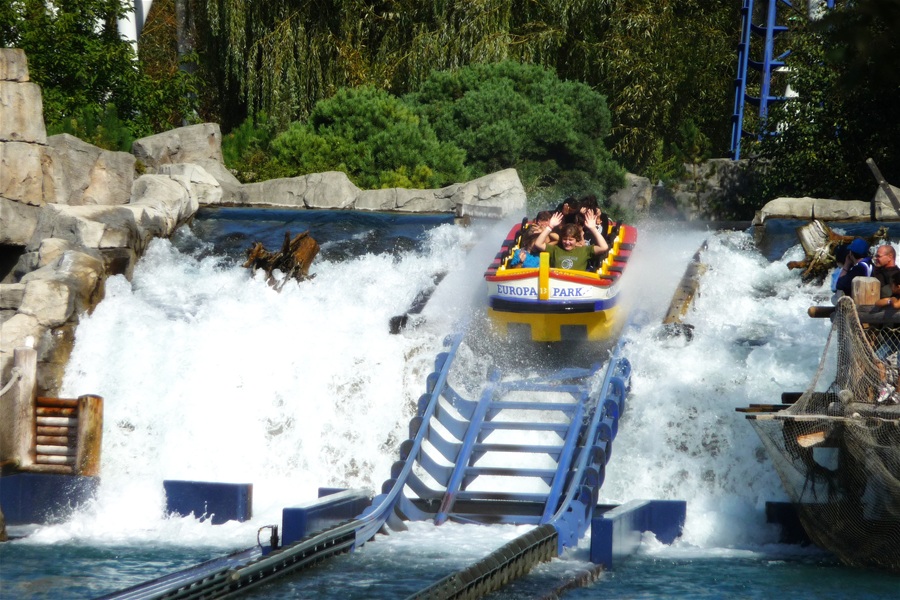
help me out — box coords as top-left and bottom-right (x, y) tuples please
(195, 0), (738, 172)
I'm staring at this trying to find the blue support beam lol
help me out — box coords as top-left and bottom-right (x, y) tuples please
(589, 499), (687, 568)
(163, 480), (253, 525)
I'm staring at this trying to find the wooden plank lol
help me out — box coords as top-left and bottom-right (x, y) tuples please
(36, 435), (71, 445)
(36, 416), (77, 427)
(36, 406), (77, 417)
(36, 445), (76, 456)
(37, 426), (72, 436)
(21, 464), (74, 475)
(35, 455), (74, 465)
(36, 397), (79, 408)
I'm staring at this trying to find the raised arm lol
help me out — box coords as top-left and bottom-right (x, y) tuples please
(534, 212), (563, 251)
(583, 210), (609, 254)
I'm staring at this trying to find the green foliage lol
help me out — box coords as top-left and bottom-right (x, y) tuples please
(221, 115), (290, 182)
(747, 3), (900, 202)
(405, 61), (624, 197)
(1, 0), (198, 150)
(269, 86), (469, 189)
(47, 104), (136, 151)
(192, 1), (739, 171)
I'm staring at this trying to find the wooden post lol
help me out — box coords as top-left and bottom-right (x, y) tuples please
(852, 276), (880, 306)
(75, 394), (103, 477)
(1, 347), (38, 470)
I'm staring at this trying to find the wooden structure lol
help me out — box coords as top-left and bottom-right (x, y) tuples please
(0, 346), (102, 477)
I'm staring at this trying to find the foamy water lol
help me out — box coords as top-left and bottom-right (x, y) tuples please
(19, 215), (848, 579)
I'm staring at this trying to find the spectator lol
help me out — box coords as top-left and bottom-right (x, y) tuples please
(875, 270), (900, 310)
(835, 238), (874, 296)
(873, 244), (900, 299)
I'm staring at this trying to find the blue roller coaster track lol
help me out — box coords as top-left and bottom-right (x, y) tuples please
(730, 0), (837, 160)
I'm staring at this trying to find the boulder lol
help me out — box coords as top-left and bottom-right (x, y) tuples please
(356, 187), (450, 212)
(129, 174), (198, 234)
(132, 123), (242, 203)
(242, 171), (361, 209)
(0, 141), (46, 205)
(609, 173), (653, 215)
(0, 48), (30, 82)
(44, 134), (135, 206)
(157, 164), (223, 207)
(0, 312), (42, 379)
(19, 250), (104, 325)
(27, 204), (140, 251)
(0, 80), (46, 144)
(437, 169), (526, 217)
(0, 195), (41, 245)
(752, 197), (872, 225)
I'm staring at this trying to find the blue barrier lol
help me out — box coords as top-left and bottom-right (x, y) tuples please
(0, 473), (99, 525)
(590, 499), (686, 567)
(163, 480), (253, 525)
(282, 488), (373, 546)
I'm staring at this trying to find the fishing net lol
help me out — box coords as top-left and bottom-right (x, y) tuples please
(748, 296), (900, 573)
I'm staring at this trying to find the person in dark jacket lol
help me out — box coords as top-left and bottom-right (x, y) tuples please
(835, 237), (873, 296)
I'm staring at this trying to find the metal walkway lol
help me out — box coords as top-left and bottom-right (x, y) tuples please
(98, 332), (631, 599)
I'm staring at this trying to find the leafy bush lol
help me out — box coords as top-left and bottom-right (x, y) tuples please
(269, 86), (469, 189)
(404, 61), (625, 196)
(221, 115), (292, 182)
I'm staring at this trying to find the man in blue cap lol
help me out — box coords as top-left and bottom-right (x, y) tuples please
(835, 237), (874, 296)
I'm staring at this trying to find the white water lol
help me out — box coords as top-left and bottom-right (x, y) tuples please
(34, 217), (834, 560)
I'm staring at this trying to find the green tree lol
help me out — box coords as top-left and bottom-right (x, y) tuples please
(193, 1), (738, 173)
(268, 86), (469, 189)
(405, 61), (624, 196)
(748, 1), (900, 201)
(0, 0), (197, 149)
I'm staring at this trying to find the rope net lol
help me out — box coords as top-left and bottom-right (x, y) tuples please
(749, 296), (900, 572)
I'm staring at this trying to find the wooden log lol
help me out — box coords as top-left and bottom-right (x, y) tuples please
(36, 445), (76, 456)
(5, 347), (37, 469)
(35, 454), (74, 465)
(36, 406), (77, 417)
(662, 242), (708, 327)
(808, 306), (835, 318)
(37, 435), (71, 445)
(76, 394), (103, 477)
(20, 463), (74, 475)
(36, 397), (79, 408)
(852, 276), (880, 306)
(36, 416), (78, 427)
(37, 425), (71, 436)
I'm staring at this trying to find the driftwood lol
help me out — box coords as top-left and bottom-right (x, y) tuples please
(787, 220), (888, 283)
(243, 231), (320, 290)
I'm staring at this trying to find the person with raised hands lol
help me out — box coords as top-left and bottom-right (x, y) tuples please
(534, 210), (608, 271)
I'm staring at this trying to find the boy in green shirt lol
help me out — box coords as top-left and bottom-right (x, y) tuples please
(534, 210), (609, 271)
